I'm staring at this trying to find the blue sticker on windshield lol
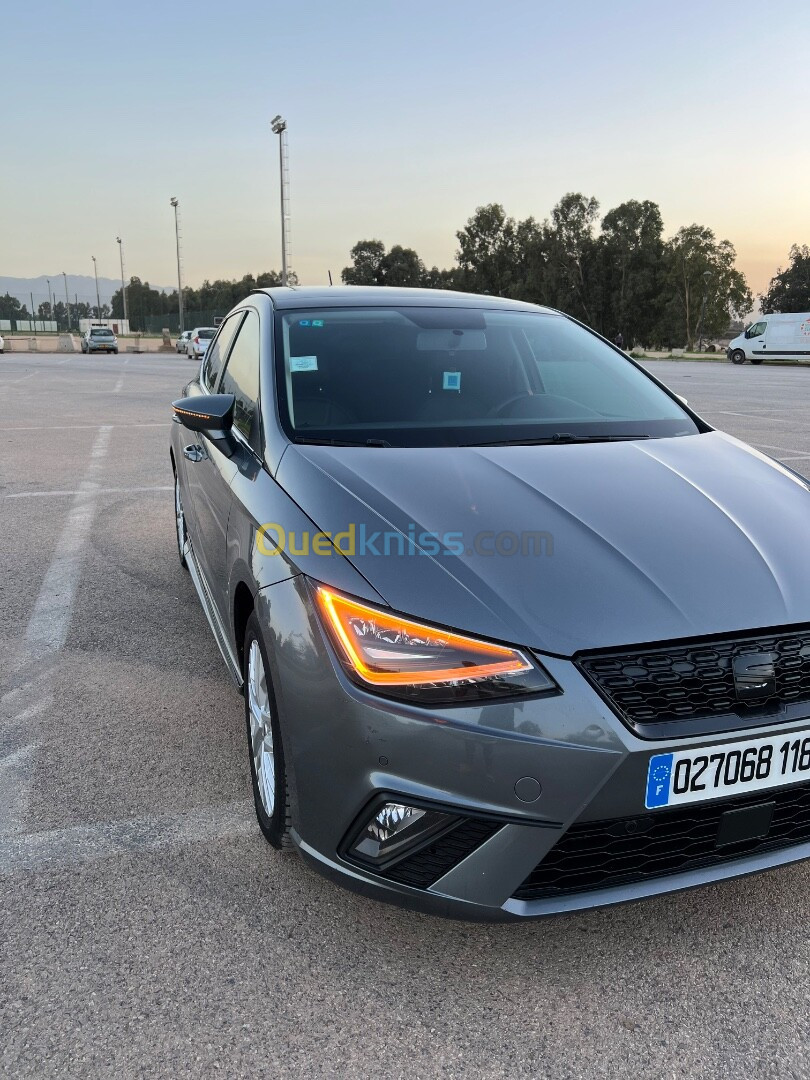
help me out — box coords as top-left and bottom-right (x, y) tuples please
(645, 754), (673, 808)
(299, 319), (311, 327)
(443, 371), (461, 392)
(312, 319), (324, 327)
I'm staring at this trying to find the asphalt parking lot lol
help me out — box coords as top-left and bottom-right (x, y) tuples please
(2, 352), (810, 1079)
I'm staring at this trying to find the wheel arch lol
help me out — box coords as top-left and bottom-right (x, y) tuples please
(232, 578), (256, 676)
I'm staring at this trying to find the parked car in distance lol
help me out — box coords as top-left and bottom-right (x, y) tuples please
(0, 333), (4, 354)
(81, 327), (118, 354)
(728, 312), (810, 364)
(176, 330), (192, 353)
(187, 327), (216, 360)
(171, 286), (810, 921)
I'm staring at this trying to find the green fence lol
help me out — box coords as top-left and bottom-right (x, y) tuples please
(140, 311), (226, 335)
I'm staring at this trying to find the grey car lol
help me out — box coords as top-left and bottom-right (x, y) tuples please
(170, 286), (810, 921)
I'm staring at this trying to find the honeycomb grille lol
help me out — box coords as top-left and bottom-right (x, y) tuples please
(577, 626), (810, 734)
(380, 818), (502, 889)
(513, 781), (810, 901)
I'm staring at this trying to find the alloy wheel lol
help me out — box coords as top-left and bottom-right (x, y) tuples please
(247, 639), (276, 817)
(174, 473), (187, 566)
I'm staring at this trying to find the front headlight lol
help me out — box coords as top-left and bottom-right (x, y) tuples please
(312, 584), (557, 703)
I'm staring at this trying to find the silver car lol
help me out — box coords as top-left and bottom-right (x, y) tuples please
(170, 286), (810, 920)
(81, 326), (118, 354)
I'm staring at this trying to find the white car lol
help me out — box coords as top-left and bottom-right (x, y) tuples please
(187, 327), (216, 360)
(176, 330), (192, 353)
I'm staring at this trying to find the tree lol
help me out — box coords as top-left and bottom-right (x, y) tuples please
(453, 203), (542, 300)
(380, 245), (426, 287)
(659, 225), (752, 349)
(342, 240), (387, 285)
(342, 240), (428, 287)
(0, 293), (26, 319)
(760, 245), (810, 313)
(543, 193), (600, 324)
(599, 199), (665, 346)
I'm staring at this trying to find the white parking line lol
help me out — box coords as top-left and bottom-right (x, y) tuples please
(719, 411), (793, 423)
(755, 443), (810, 457)
(0, 800), (255, 874)
(5, 485), (172, 500)
(113, 371), (125, 393)
(5, 423), (165, 431)
(23, 425), (112, 661)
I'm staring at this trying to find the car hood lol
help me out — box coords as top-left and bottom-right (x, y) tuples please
(276, 432), (810, 655)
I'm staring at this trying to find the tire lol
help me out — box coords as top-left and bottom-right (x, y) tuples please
(113, 348), (118, 354)
(244, 611), (293, 850)
(174, 469), (188, 570)
(750, 356), (764, 365)
(731, 350), (746, 365)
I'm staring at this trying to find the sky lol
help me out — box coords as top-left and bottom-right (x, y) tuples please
(1, 0), (808, 302)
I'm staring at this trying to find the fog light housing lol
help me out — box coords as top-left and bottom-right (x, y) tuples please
(349, 801), (458, 867)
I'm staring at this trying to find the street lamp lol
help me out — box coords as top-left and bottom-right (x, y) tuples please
(698, 270), (712, 353)
(116, 236), (128, 325)
(271, 114), (289, 286)
(91, 256), (102, 320)
(62, 272), (70, 330)
(170, 197), (184, 333)
(46, 278), (53, 325)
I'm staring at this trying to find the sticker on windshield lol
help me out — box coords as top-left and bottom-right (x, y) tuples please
(443, 371), (461, 392)
(290, 355), (318, 372)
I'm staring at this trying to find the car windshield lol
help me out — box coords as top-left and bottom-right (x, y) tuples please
(91, 328), (113, 337)
(198, 328), (215, 339)
(275, 307), (699, 447)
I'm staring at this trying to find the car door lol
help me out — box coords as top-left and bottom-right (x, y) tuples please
(216, 308), (267, 609)
(206, 308), (264, 621)
(180, 311), (245, 615)
(748, 320), (768, 359)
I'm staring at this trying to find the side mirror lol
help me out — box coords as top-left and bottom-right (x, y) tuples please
(172, 393), (236, 455)
(744, 328), (752, 339)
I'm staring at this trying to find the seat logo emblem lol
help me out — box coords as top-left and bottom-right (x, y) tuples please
(732, 652), (777, 702)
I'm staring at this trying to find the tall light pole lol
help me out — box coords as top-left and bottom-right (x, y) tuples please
(91, 255), (101, 320)
(116, 236), (128, 325)
(62, 272), (70, 330)
(46, 278), (53, 324)
(271, 115), (290, 286)
(698, 270), (712, 353)
(170, 197), (184, 333)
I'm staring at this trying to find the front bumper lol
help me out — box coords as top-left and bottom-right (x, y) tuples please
(257, 577), (810, 920)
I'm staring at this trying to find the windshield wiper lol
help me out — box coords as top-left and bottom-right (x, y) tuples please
(294, 436), (393, 447)
(476, 433), (652, 447)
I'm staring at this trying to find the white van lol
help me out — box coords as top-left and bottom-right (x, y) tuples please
(727, 312), (810, 365)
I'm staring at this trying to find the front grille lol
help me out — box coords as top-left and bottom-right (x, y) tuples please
(578, 626), (810, 737)
(380, 819), (502, 889)
(513, 781), (810, 901)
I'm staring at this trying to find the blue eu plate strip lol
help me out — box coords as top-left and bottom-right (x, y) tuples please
(645, 753), (674, 808)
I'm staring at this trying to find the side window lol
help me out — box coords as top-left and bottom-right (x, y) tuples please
(201, 313), (243, 390)
(747, 321), (766, 339)
(219, 310), (261, 453)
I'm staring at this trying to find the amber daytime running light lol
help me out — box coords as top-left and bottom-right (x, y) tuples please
(312, 586), (557, 703)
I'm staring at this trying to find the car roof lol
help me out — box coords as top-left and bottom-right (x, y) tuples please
(252, 285), (558, 315)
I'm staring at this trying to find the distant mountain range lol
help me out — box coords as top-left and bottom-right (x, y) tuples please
(0, 274), (173, 308)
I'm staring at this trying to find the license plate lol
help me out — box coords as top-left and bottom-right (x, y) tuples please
(645, 727), (810, 809)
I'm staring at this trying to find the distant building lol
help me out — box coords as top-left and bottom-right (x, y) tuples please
(78, 318), (131, 335)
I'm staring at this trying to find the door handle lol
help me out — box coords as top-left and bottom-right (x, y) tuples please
(183, 444), (204, 462)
